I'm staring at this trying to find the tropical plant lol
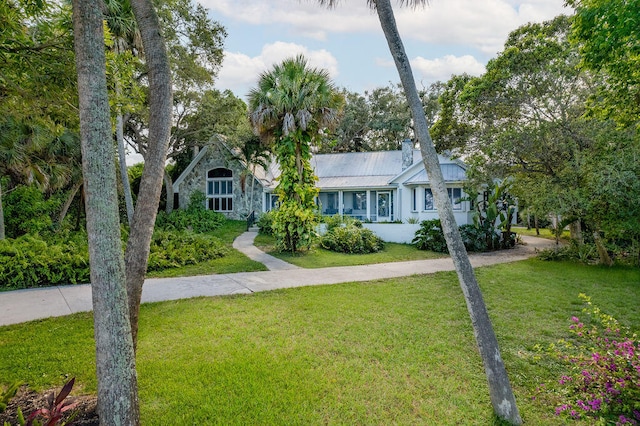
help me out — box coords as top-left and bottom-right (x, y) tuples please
(24, 377), (78, 426)
(412, 219), (448, 253)
(248, 55), (344, 253)
(472, 180), (516, 250)
(318, 1), (522, 423)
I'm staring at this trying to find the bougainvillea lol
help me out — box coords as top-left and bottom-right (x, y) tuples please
(540, 294), (640, 424)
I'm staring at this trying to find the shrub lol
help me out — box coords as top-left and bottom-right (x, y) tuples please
(537, 295), (640, 424)
(459, 224), (488, 252)
(147, 230), (229, 272)
(323, 214), (344, 231)
(4, 185), (58, 238)
(412, 219), (448, 253)
(320, 225), (384, 254)
(537, 241), (599, 263)
(256, 211), (275, 235)
(0, 234), (90, 289)
(155, 193), (225, 234)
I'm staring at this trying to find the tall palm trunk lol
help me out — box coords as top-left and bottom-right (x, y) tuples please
(0, 181), (5, 239)
(117, 105), (135, 225)
(71, 2), (139, 424)
(373, 1), (522, 423)
(163, 170), (174, 214)
(126, 0), (173, 348)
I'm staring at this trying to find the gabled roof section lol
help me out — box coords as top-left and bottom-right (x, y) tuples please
(172, 145), (211, 191)
(173, 135), (239, 192)
(389, 151), (467, 185)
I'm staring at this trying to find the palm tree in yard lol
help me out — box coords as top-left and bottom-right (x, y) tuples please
(317, 1), (522, 424)
(248, 55), (344, 252)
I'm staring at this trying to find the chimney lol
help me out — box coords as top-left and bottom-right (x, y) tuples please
(402, 139), (413, 170)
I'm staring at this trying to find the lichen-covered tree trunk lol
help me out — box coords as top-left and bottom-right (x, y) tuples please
(71, 2), (139, 424)
(0, 181), (5, 240)
(373, 0), (522, 423)
(126, 0), (173, 348)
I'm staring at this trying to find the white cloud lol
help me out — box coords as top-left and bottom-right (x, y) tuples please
(215, 42), (339, 98)
(411, 55), (485, 85)
(202, 0), (569, 53)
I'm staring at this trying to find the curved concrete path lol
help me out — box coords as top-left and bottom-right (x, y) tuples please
(0, 233), (557, 327)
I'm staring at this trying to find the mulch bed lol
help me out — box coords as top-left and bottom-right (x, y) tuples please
(0, 385), (98, 425)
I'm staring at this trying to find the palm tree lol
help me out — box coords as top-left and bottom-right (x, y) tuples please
(71, 1), (139, 423)
(318, 1), (522, 423)
(248, 55), (343, 252)
(125, 0), (173, 349)
(103, 0), (141, 225)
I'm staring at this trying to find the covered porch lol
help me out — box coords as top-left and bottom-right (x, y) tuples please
(317, 189), (396, 222)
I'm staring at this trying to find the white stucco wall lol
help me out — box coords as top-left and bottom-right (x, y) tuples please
(363, 223), (420, 244)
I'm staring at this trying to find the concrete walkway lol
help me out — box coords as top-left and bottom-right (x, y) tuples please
(0, 233), (557, 327)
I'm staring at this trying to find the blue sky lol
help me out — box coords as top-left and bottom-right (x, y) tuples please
(200, 0), (571, 99)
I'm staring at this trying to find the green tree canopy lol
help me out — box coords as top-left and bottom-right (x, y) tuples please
(567, 0), (640, 126)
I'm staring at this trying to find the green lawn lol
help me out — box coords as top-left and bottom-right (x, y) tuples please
(512, 226), (570, 241)
(1, 260), (638, 424)
(253, 233), (445, 268)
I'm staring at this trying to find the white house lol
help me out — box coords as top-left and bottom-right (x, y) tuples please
(173, 140), (474, 228)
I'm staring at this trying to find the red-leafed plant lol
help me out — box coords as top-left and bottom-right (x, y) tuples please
(25, 377), (78, 426)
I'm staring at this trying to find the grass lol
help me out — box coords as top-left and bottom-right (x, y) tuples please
(513, 226), (570, 241)
(1, 260), (638, 424)
(253, 233), (445, 268)
(146, 220), (267, 278)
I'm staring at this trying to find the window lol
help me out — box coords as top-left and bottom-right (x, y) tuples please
(424, 187), (463, 211)
(206, 168), (233, 212)
(448, 187), (462, 211)
(354, 192), (366, 210)
(424, 188), (434, 210)
(412, 188), (417, 211)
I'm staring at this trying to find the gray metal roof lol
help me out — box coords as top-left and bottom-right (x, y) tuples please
(252, 149), (466, 190)
(404, 163), (467, 184)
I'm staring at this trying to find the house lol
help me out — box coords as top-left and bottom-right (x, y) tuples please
(173, 139), (474, 226)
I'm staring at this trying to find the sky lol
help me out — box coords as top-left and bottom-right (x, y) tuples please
(199, 0), (572, 100)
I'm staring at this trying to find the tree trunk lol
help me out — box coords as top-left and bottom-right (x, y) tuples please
(126, 0), (173, 348)
(117, 110), (135, 225)
(57, 181), (82, 227)
(593, 230), (613, 266)
(373, 1), (522, 424)
(569, 220), (583, 244)
(0, 181), (5, 240)
(71, 2), (140, 425)
(163, 170), (173, 214)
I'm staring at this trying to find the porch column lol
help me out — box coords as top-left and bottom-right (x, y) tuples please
(339, 191), (343, 215)
(366, 190), (371, 221)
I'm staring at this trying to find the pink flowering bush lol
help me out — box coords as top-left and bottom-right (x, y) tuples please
(541, 294), (640, 424)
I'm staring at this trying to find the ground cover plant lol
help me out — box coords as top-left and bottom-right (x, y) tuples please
(0, 216), (265, 290)
(1, 260), (638, 424)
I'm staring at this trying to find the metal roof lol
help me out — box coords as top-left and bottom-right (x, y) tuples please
(404, 163), (467, 184)
(248, 149), (466, 190)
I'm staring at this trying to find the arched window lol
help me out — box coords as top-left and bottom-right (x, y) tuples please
(206, 168), (233, 212)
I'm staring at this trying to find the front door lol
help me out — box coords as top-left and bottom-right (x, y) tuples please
(377, 192), (391, 222)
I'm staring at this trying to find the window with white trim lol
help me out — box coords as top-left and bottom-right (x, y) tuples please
(207, 168), (233, 212)
(424, 188), (434, 210)
(448, 187), (462, 211)
(424, 187), (463, 211)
